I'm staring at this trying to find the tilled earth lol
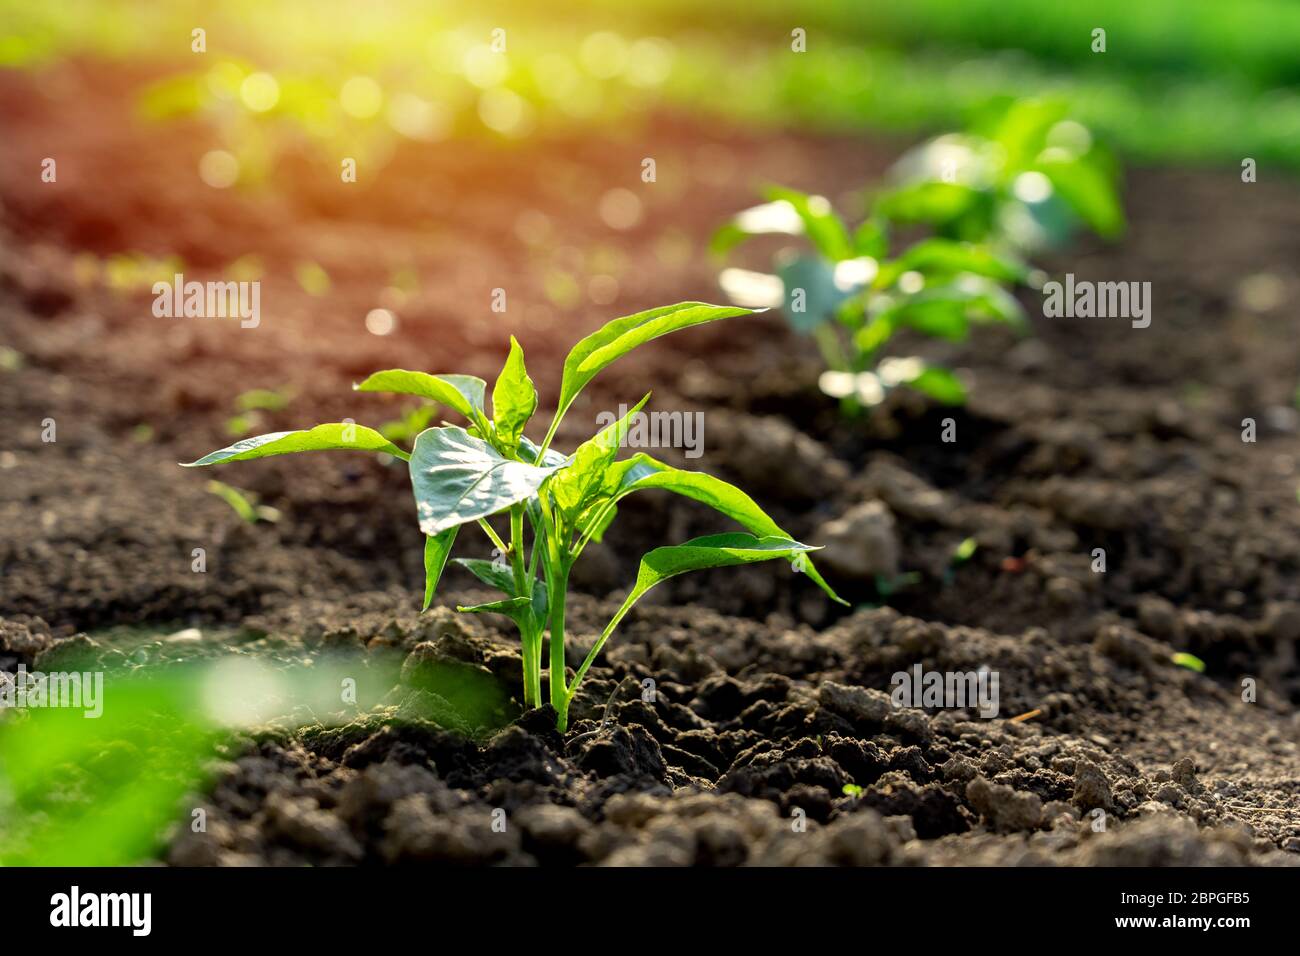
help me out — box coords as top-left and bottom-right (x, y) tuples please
(2, 60), (1299, 865)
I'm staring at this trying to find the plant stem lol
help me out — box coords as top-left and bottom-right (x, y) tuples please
(547, 557), (571, 731)
(812, 322), (849, 372)
(509, 506), (542, 708)
(477, 518), (508, 556)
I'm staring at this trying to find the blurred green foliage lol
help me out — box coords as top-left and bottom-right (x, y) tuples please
(1, 0), (1298, 172)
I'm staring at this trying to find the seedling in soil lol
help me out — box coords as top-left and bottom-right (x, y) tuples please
(205, 479), (280, 524)
(1171, 651), (1206, 673)
(877, 98), (1124, 250)
(715, 184), (1028, 410)
(183, 302), (845, 731)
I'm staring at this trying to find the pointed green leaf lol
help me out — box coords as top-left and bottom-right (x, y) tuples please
(606, 533), (820, 636)
(491, 337), (538, 453)
(1036, 156), (1125, 239)
(709, 199), (806, 257)
(597, 454), (847, 604)
(409, 426), (562, 536)
(775, 253), (858, 333)
(906, 366), (967, 406)
(876, 239), (1028, 289)
(457, 596), (532, 615)
(762, 186), (854, 261)
(551, 394), (649, 519)
(553, 302), (754, 433)
(452, 557), (548, 629)
(853, 216), (890, 259)
(182, 423), (403, 466)
(422, 526), (459, 611)
(576, 500), (617, 544)
(518, 435), (570, 468)
(453, 557), (516, 593)
(355, 370), (486, 422)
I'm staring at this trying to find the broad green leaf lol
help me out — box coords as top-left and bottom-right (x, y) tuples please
(990, 98), (1068, 173)
(455, 594), (547, 634)
(709, 199), (806, 256)
(454, 557), (516, 593)
(550, 394), (649, 519)
(1035, 156), (1125, 239)
(422, 526), (459, 611)
(409, 426), (562, 536)
(762, 186), (854, 261)
(518, 435), (570, 468)
(875, 181), (984, 232)
(775, 254), (856, 333)
(355, 370), (486, 422)
(491, 337), (537, 453)
(553, 302), (754, 433)
(0, 670), (219, 866)
(605, 533), (821, 635)
(453, 558), (549, 628)
(877, 239), (1028, 289)
(182, 423), (403, 466)
(876, 295), (971, 341)
(597, 454), (847, 604)
(853, 216), (890, 258)
(905, 366), (967, 406)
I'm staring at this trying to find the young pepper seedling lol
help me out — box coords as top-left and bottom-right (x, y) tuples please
(183, 302), (845, 731)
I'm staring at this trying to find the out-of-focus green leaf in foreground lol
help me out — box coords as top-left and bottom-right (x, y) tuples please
(0, 669), (217, 866)
(0, 652), (511, 865)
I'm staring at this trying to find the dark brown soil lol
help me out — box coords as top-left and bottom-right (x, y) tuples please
(2, 60), (1299, 865)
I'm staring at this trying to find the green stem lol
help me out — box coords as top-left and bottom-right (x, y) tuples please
(510, 506), (542, 708)
(812, 322), (849, 372)
(547, 557), (571, 731)
(567, 605), (630, 704)
(477, 518), (508, 556)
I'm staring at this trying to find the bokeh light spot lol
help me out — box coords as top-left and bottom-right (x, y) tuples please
(198, 150), (240, 188)
(239, 72), (280, 112)
(365, 308), (397, 336)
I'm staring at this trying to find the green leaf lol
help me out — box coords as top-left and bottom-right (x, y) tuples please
(355, 370), (487, 422)
(875, 181), (984, 232)
(553, 302), (754, 435)
(491, 337), (538, 453)
(774, 254), (857, 333)
(906, 366), (967, 406)
(453, 557), (549, 628)
(877, 239), (1028, 288)
(876, 295), (971, 341)
(605, 533), (822, 635)
(577, 500), (617, 544)
(550, 394), (650, 519)
(182, 423), (404, 466)
(422, 527), (459, 612)
(989, 98), (1068, 173)
(1171, 651), (1206, 674)
(762, 186), (854, 261)
(597, 454), (847, 604)
(205, 480), (259, 523)
(453, 557), (516, 592)
(853, 216), (890, 258)
(409, 426), (563, 536)
(709, 199), (805, 256)
(1035, 156), (1125, 239)
(457, 596), (531, 615)
(518, 435), (570, 468)
(455, 594), (548, 635)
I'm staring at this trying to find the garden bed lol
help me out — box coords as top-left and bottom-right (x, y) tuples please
(2, 61), (1298, 865)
